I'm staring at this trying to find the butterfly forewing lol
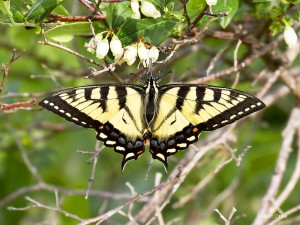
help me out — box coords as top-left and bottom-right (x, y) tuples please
(148, 84), (265, 168)
(40, 84), (147, 170)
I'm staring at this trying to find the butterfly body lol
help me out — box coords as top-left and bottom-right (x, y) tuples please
(40, 76), (265, 170)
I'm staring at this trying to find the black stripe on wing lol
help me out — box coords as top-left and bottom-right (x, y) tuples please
(159, 84), (266, 131)
(40, 84), (146, 171)
(150, 84), (265, 168)
(40, 91), (102, 128)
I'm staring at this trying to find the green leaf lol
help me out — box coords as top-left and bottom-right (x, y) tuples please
(0, 0), (10, 15)
(11, 2), (25, 23)
(214, 0), (239, 28)
(0, 0), (15, 23)
(186, 0), (207, 19)
(100, 2), (131, 29)
(117, 18), (176, 46)
(149, 0), (174, 8)
(45, 22), (106, 42)
(52, 4), (70, 16)
(253, 0), (272, 2)
(25, 0), (64, 23)
(269, 21), (282, 35)
(286, 0), (300, 3)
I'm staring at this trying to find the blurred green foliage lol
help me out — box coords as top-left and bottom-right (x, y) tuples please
(1, 0), (300, 224)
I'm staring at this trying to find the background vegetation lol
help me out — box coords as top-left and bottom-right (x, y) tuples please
(1, 0), (300, 224)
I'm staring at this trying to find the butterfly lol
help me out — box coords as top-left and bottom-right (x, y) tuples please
(40, 75), (265, 170)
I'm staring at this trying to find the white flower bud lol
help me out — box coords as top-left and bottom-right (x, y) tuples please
(143, 46), (160, 67)
(131, 0), (141, 19)
(131, 0), (140, 13)
(96, 38), (109, 59)
(148, 46), (159, 62)
(123, 44), (138, 65)
(140, 1), (161, 19)
(206, 0), (217, 6)
(84, 33), (103, 54)
(284, 26), (298, 48)
(110, 35), (123, 56)
(137, 42), (149, 61)
(114, 52), (124, 62)
(131, 10), (141, 19)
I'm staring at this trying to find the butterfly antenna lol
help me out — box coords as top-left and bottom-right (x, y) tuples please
(130, 73), (146, 85)
(156, 58), (171, 82)
(156, 71), (172, 82)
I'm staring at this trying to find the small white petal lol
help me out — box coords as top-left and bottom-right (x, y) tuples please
(110, 35), (123, 56)
(114, 51), (124, 62)
(126, 58), (136, 66)
(96, 38), (109, 59)
(131, 0), (140, 13)
(84, 33), (102, 53)
(142, 46), (160, 67)
(284, 26), (298, 48)
(137, 42), (149, 61)
(123, 44), (138, 65)
(206, 0), (217, 6)
(140, 1), (161, 19)
(148, 46), (159, 62)
(131, 10), (141, 19)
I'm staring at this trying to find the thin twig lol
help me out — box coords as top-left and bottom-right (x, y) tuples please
(0, 99), (39, 111)
(85, 141), (104, 199)
(271, 128), (300, 212)
(1, 49), (25, 95)
(78, 177), (180, 225)
(49, 14), (105, 22)
(252, 108), (300, 225)
(231, 39), (242, 88)
(8, 195), (83, 222)
(215, 207), (237, 225)
(38, 40), (104, 68)
(193, 35), (284, 84)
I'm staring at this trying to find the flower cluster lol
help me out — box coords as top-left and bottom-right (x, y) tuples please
(131, 0), (161, 19)
(118, 42), (160, 66)
(84, 33), (124, 60)
(84, 33), (160, 67)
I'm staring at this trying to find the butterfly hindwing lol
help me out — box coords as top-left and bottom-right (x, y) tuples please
(40, 85), (147, 170)
(149, 84), (265, 168)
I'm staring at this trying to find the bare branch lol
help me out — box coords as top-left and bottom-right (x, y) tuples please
(1, 49), (25, 95)
(215, 207), (237, 225)
(193, 35), (284, 84)
(252, 107), (300, 225)
(8, 194), (83, 222)
(85, 142), (104, 199)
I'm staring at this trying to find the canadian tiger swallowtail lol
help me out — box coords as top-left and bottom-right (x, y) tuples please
(40, 75), (265, 170)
